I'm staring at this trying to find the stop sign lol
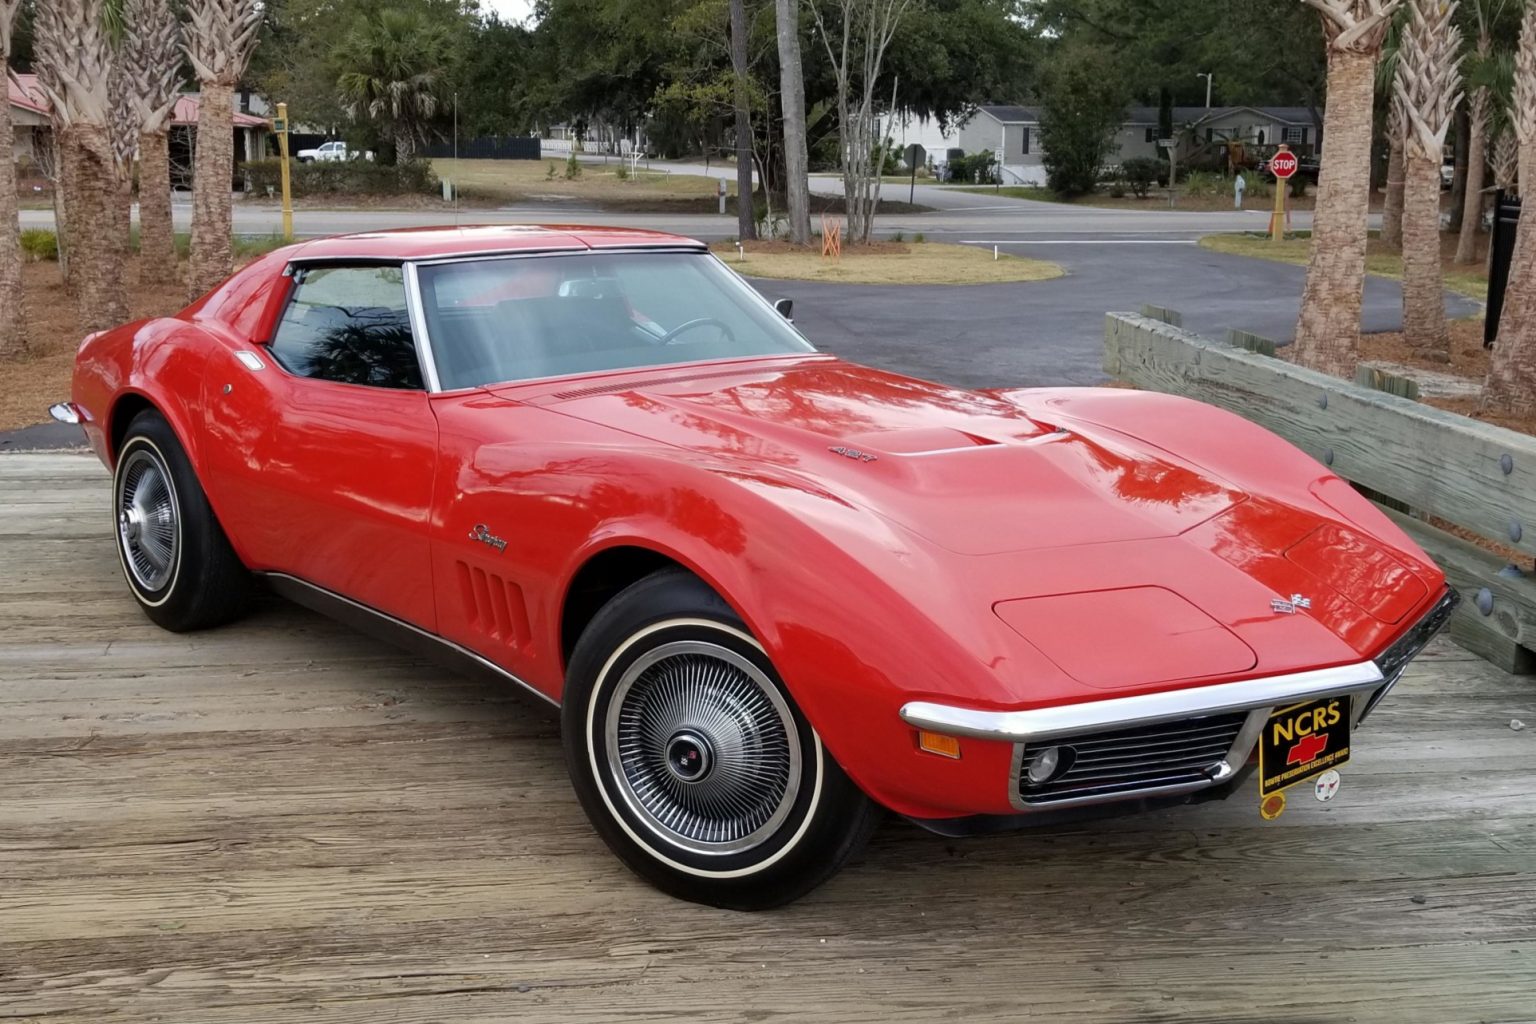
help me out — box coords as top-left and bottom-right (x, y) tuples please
(1270, 150), (1299, 179)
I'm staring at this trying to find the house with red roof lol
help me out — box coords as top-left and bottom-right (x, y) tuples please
(8, 71), (270, 186)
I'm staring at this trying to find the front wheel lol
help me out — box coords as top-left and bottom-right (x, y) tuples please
(562, 569), (878, 910)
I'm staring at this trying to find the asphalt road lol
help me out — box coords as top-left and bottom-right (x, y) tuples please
(9, 193), (1475, 447)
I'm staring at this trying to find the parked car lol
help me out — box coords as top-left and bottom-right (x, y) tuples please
(50, 225), (1455, 910)
(1441, 160), (1455, 189)
(296, 140), (367, 163)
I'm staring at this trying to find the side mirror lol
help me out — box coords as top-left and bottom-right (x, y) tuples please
(774, 297), (794, 322)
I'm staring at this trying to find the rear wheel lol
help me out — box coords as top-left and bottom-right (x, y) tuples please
(113, 410), (252, 631)
(562, 569), (878, 910)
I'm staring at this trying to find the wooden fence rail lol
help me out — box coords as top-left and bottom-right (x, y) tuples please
(1105, 311), (1536, 674)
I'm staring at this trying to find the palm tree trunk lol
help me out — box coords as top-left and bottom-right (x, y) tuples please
(189, 79), (236, 298)
(68, 122), (129, 332)
(1454, 94), (1487, 266)
(1482, 217), (1536, 415)
(1382, 120), (1405, 249)
(1293, 46), (1376, 376)
(775, 0), (812, 247)
(138, 129), (176, 268)
(729, 0), (757, 241)
(396, 128), (416, 162)
(0, 50), (28, 359)
(1401, 151), (1450, 360)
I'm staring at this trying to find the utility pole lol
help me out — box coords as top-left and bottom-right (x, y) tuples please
(1197, 72), (1213, 109)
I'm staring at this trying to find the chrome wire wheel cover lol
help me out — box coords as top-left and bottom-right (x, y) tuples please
(605, 640), (803, 856)
(116, 448), (180, 592)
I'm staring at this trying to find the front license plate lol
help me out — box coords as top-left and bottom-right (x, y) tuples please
(1258, 696), (1350, 797)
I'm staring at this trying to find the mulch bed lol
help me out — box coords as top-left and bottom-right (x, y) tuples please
(0, 259), (192, 431)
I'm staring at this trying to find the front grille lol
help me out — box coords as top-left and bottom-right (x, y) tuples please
(1016, 710), (1248, 805)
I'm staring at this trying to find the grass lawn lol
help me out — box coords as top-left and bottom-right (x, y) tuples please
(952, 185), (1330, 213)
(431, 158), (729, 206)
(710, 241), (1063, 286)
(1198, 232), (1489, 300)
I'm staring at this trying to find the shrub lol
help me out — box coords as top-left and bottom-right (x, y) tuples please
(546, 161), (557, 180)
(20, 229), (58, 261)
(1180, 170), (1228, 198)
(1120, 157), (1162, 198)
(948, 150), (1000, 184)
(243, 159), (438, 197)
(912, 232), (926, 243)
(565, 152), (581, 179)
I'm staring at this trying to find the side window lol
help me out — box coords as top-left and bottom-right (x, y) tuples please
(268, 265), (423, 389)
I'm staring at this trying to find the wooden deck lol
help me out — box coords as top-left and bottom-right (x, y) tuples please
(3, 452), (1535, 1024)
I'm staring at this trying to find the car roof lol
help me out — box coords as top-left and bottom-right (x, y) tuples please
(287, 224), (706, 262)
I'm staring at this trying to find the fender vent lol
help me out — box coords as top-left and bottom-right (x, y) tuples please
(456, 561), (531, 649)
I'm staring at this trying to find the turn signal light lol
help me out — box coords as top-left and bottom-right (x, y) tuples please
(917, 730), (962, 759)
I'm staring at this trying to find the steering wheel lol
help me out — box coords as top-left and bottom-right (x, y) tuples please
(658, 317), (736, 346)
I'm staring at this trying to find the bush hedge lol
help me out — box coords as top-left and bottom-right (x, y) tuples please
(243, 159), (439, 197)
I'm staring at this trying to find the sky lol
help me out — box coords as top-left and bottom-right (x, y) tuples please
(481, 0), (537, 24)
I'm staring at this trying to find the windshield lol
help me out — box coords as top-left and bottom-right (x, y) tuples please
(414, 251), (815, 390)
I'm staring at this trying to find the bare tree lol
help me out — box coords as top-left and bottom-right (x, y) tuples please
(729, 0), (757, 241)
(184, 0), (262, 298)
(35, 0), (129, 331)
(810, 0), (911, 244)
(1292, 0), (1402, 376)
(0, 0), (27, 358)
(775, 0), (812, 246)
(1482, 1), (1536, 415)
(1393, 0), (1463, 361)
(122, 0), (185, 268)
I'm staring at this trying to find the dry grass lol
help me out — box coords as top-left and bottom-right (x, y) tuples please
(952, 185), (1329, 213)
(710, 241), (1064, 285)
(431, 158), (727, 204)
(1198, 231), (1490, 300)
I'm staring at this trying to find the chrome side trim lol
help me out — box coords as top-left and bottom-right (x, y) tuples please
(48, 402), (81, 425)
(403, 262), (443, 392)
(902, 661), (1384, 743)
(411, 243), (707, 268)
(260, 572), (557, 708)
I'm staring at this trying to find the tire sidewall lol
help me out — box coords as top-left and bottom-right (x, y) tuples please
(580, 615), (827, 879)
(112, 431), (186, 608)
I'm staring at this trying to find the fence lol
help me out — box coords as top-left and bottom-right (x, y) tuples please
(1105, 309), (1536, 674)
(424, 136), (542, 160)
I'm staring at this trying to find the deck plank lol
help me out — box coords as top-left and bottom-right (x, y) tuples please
(3, 452), (1535, 1024)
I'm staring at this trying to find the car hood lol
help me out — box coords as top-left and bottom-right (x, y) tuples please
(528, 357), (1248, 554)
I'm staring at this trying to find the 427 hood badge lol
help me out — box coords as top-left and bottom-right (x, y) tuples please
(1271, 593), (1312, 615)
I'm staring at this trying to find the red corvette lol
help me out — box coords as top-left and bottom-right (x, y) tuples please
(53, 225), (1455, 909)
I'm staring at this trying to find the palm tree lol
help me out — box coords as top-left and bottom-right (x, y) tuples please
(335, 7), (451, 163)
(0, 0), (27, 358)
(184, 0), (262, 298)
(1393, 0), (1463, 361)
(35, 0), (128, 332)
(1379, 19), (1406, 250)
(122, 0), (185, 269)
(1293, 0), (1404, 376)
(1482, 1), (1536, 416)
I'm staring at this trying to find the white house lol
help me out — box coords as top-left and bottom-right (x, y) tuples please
(955, 104), (1322, 184)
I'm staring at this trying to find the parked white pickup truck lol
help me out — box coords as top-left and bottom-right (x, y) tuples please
(296, 141), (368, 163)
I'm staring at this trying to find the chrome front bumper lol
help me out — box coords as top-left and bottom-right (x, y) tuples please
(901, 586), (1459, 811)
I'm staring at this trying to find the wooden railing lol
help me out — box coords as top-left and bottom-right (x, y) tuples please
(1104, 310), (1536, 674)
